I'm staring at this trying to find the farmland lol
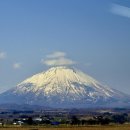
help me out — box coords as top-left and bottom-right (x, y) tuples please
(0, 125), (130, 130)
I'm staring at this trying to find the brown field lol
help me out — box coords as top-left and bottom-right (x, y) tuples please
(0, 125), (130, 130)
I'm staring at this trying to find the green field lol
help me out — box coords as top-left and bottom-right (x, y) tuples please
(0, 125), (130, 130)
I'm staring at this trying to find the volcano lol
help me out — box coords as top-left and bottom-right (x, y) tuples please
(0, 66), (129, 108)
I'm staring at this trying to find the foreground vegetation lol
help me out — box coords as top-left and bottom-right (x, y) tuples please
(0, 124), (130, 130)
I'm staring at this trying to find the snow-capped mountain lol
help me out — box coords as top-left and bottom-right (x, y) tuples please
(0, 66), (129, 108)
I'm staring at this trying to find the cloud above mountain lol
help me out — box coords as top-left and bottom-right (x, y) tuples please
(110, 4), (130, 18)
(46, 51), (66, 58)
(41, 51), (75, 66)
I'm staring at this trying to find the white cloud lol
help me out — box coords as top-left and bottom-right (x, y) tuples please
(42, 51), (75, 66)
(42, 57), (75, 66)
(0, 52), (6, 59)
(13, 63), (22, 69)
(110, 4), (130, 18)
(46, 51), (66, 58)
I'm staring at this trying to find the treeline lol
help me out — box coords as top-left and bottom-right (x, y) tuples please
(0, 112), (130, 126)
(15, 113), (130, 126)
(71, 113), (129, 125)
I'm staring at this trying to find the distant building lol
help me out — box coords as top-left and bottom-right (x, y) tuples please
(33, 117), (42, 122)
(51, 122), (60, 125)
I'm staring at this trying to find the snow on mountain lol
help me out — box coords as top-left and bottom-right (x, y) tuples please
(0, 66), (129, 108)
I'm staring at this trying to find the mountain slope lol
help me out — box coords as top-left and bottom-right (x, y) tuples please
(0, 66), (129, 108)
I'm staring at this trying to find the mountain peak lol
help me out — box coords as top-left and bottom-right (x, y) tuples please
(19, 66), (98, 89)
(47, 66), (77, 74)
(48, 66), (71, 69)
(0, 67), (129, 108)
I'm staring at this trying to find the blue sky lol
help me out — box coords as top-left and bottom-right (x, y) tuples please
(0, 0), (130, 94)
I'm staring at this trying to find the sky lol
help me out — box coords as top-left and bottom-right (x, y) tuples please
(0, 0), (130, 94)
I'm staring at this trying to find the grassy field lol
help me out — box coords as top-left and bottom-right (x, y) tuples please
(0, 125), (130, 130)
